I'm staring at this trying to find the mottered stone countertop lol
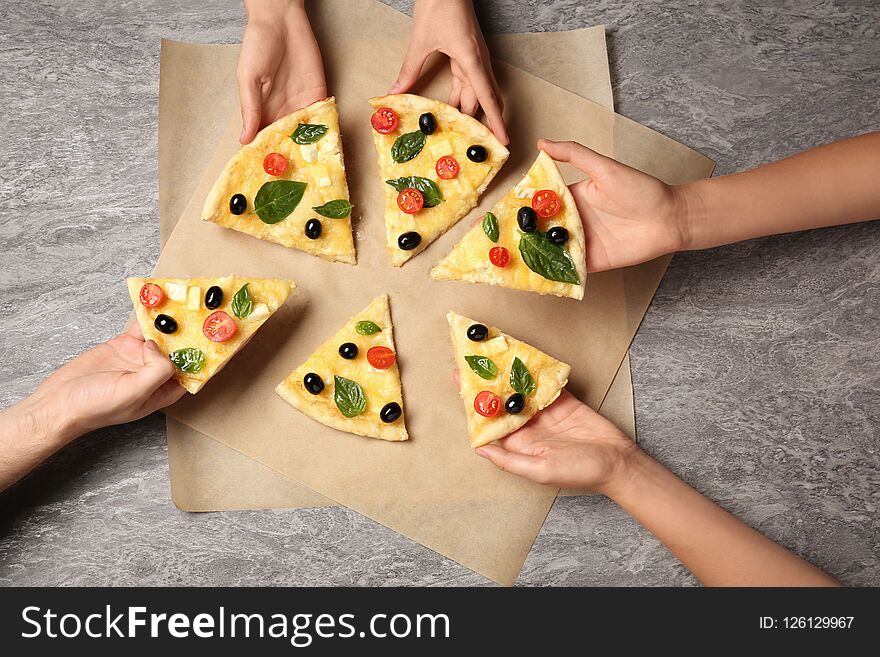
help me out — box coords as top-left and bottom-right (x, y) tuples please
(1, 1), (877, 586)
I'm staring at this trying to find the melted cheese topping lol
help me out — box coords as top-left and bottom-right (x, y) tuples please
(276, 295), (407, 441)
(432, 151), (587, 299)
(369, 94), (509, 266)
(448, 312), (570, 448)
(128, 276), (295, 394)
(202, 98), (355, 264)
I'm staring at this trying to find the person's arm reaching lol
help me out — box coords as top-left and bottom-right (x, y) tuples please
(237, 0), (328, 144)
(476, 391), (839, 586)
(538, 131), (880, 271)
(0, 324), (185, 493)
(392, 0), (509, 144)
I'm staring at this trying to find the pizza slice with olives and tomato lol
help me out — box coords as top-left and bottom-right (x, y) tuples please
(128, 276), (295, 394)
(432, 151), (587, 300)
(447, 312), (570, 449)
(368, 94), (509, 266)
(202, 97), (356, 264)
(275, 294), (407, 441)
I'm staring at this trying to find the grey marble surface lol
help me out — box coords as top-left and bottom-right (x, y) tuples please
(1, 0), (878, 586)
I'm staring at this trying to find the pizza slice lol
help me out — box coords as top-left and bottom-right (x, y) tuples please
(202, 97), (356, 264)
(432, 151), (587, 300)
(128, 276), (295, 394)
(447, 311), (570, 448)
(369, 94), (509, 266)
(276, 294), (407, 441)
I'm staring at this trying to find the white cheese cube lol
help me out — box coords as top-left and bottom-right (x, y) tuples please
(316, 135), (337, 152)
(482, 336), (508, 354)
(317, 176), (332, 187)
(429, 139), (453, 158)
(186, 286), (201, 310)
(164, 282), (187, 302)
(514, 179), (537, 199)
(247, 302), (269, 322)
(300, 143), (318, 163)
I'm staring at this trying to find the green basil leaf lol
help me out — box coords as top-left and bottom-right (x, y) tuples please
(464, 355), (498, 380)
(169, 348), (206, 373)
(334, 375), (366, 417)
(510, 357), (536, 396)
(254, 180), (307, 224)
(391, 130), (426, 163)
(291, 123), (328, 144)
(482, 212), (499, 243)
(355, 320), (382, 335)
(384, 176), (443, 207)
(518, 231), (581, 285)
(231, 283), (253, 319)
(312, 199), (353, 218)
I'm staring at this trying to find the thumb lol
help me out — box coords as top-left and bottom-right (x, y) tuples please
(476, 444), (549, 484)
(132, 340), (177, 393)
(238, 75), (263, 144)
(390, 44), (430, 94)
(537, 139), (616, 179)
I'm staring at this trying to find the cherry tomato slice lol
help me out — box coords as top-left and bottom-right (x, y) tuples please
(397, 188), (425, 214)
(532, 189), (561, 218)
(474, 391), (502, 418)
(371, 106), (399, 134)
(263, 152), (288, 176)
(367, 346), (396, 369)
(435, 155), (460, 180)
(489, 246), (510, 268)
(139, 283), (164, 308)
(202, 310), (237, 343)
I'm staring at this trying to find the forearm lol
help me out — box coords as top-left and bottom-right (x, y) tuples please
(607, 449), (839, 586)
(0, 393), (76, 493)
(680, 131), (880, 250)
(244, 0), (304, 20)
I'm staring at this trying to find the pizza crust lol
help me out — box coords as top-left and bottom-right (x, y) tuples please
(275, 294), (408, 441)
(432, 151), (587, 300)
(128, 276), (295, 394)
(369, 94), (509, 266)
(448, 311), (570, 448)
(202, 97), (356, 264)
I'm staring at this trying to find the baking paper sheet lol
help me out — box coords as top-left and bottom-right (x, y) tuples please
(154, 0), (713, 585)
(159, 21), (624, 511)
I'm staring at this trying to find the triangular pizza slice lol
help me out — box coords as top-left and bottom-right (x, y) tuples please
(202, 97), (356, 264)
(128, 276), (295, 394)
(276, 294), (407, 441)
(368, 94), (509, 266)
(447, 311), (570, 448)
(432, 151), (587, 300)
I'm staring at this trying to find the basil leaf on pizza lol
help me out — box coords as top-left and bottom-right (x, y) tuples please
(312, 199), (353, 218)
(291, 123), (328, 144)
(254, 180), (307, 224)
(231, 283), (253, 319)
(518, 231), (580, 285)
(169, 347), (206, 373)
(334, 375), (367, 418)
(482, 212), (499, 243)
(385, 176), (443, 207)
(465, 355), (498, 380)
(355, 320), (382, 335)
(510, 357), (536, 396)
(390, 130), (426, 163)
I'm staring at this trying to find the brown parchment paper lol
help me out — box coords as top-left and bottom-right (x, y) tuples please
(159, 9), (623, 511)
(153, 20), (713, 584)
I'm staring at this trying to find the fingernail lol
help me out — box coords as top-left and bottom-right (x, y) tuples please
(389, 82), (401, 94)
(240, 127), (247, 142)
(475, 448), (488, 459)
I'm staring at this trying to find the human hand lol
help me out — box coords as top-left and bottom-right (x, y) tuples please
(237, 0), (328, 144)
(475, 390), (639, 494)
(391, 0), (508, 144)
(32, 323), (186, 439)
(539, 139), (692, 272)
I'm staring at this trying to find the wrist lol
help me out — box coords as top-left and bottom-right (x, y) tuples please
(672, 180), (706, 252)
(245, 0), (305, 22)
(17, 391), (80, 448)
(599, 443), (654, 502)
